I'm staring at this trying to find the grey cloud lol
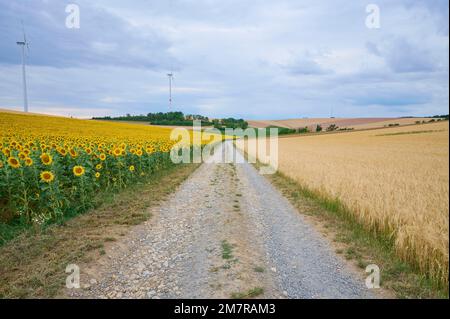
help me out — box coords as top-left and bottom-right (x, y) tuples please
(383, 38), (437, 73)
(0, 0), (448, 119)
(365, 42), (381, 57)
(403, 0), (449, 35)
(285, 57), (330, 75)
(0, 0), (174, 69)
(350, 90), (431, 106)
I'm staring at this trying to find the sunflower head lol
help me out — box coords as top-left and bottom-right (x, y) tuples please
(96, 164), (102, 170)
(40, 153), (53, 166)
(7, 157), (21, 169)
(25, 157), (34, 167)
(113, 148), (122, 157)
(146, 146), (155, 154)
(129, 165), (135, 172)
(40, 171), (55, 183)
(58, 148), (67, 156)
(73, 165), (85, 177)
(99, 153), (106, 161)
(95, 172), (101, 179)
(2, 148), (11, 157)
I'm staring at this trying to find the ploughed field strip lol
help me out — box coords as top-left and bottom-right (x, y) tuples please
(67, 142), (372, 299)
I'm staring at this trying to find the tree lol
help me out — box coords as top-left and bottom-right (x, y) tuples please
(316, 124), (323, 132)
(326, 124), (338, 132)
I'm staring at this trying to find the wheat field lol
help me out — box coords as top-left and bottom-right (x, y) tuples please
(245, 122), (449, 287)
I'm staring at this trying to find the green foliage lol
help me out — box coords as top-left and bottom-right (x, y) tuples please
(231, 287), (264, 299)
(326, 124), (339, 131)
(0, 150), (175, 241)
(93, 111), (250, 129)
(221, 240), (234, 259)
(214, 118), (248, 130)
(297, 127), (309, 134)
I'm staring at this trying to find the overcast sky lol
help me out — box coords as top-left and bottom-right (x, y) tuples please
(0, 0), (448, 119)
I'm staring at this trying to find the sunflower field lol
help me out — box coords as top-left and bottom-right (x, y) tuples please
(0, 111), (180, 228)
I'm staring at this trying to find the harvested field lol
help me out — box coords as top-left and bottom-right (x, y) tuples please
(248, 117), (438, 131)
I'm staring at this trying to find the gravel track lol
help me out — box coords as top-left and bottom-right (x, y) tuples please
(67, 141), (373, 299)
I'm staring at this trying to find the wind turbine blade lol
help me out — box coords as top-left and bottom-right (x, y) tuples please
(20, 20), (30, 55)
(21, 20), (26, 41)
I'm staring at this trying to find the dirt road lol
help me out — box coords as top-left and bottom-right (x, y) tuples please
(67, 141), (373, 299)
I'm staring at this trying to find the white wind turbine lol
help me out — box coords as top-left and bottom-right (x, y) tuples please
(16, 22), (30, 113)
(167, 72), (174, 109)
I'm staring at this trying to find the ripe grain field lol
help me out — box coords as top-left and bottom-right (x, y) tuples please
(245, 121), (449, 289)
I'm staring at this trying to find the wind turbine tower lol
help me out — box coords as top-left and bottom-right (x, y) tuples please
(16, 24), (29, 113)
(167, 72), (173, 109)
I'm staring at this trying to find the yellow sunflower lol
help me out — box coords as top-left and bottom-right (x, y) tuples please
(95, 172), (101, 179)
(40, 171), (55, 183)
(25, 157), (34, 166)
(7, 157), (21, 169)
(96, 164), (102, 170)
(99, 153), (106, 161)
(129, 165), (135, 172)
(40, 153), (53, 166)
(73, 165), (85, 177)
(113, 148), (122, 157)
(58, 148), (67, 156)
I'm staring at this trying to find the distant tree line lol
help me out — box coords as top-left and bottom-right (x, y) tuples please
(93, 111), (249, 129)
(402, 114), (449, 120)
(428, 114), (449, 120)
(212, 118), (248, 131)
